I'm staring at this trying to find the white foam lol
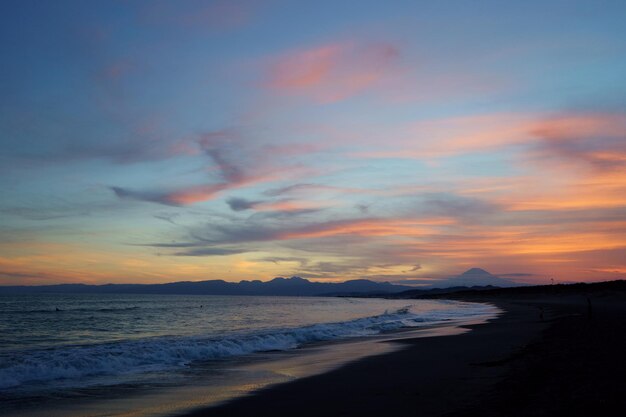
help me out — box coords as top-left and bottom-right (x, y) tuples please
(0, 302), (497, 390)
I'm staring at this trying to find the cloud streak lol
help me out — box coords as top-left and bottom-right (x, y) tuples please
(530, 112), (626, 170)
(111, 129), (317, 206)
(4, 2), (626, 285)
(265, 41), (399, 102)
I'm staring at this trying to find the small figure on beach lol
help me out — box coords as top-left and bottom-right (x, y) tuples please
(587, 297), (593, 320)
(539, 306), (544, 321)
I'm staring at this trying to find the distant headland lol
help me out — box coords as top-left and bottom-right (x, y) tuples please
(0, 268), (528, 296)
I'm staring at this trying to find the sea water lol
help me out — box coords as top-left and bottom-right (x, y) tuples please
(0, 294), (496, 408)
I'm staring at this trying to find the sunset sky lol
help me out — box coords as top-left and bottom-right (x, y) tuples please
(1, 0), (625, 285)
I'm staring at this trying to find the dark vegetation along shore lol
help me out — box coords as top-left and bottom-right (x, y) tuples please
(180, 280), (626, 417)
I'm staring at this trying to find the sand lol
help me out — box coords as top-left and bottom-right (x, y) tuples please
(178, 289), (626, 417)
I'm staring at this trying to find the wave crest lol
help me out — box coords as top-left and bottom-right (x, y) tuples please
(0, 303), (496, 390)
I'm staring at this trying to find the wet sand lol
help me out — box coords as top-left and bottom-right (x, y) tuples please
(179, 288), (626, 417)
(4, 311), (494, 417)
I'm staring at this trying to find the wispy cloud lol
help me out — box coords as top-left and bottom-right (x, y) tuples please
(255, 256), (310, 268)
(186, 217), (449, 246)
(226, 197), (259, 211)
(265, 41), (399, 103)
(4, 1), (626, 286)
(111, 184), (226, 206)
(152, 212), (180, 225)
(1, 205), (90, 221)
(263, 183), (358, 197)
(349, 112), (534, 160)
(530, 112), (626, 170)
(173, 247), (250, 257)
(226, 196), (328, 213)
(111, 129), (317, 206)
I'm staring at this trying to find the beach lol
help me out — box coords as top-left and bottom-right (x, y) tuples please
(0, 296), (496, 417)
(3, 286), (624, 417)
(4, 2), (626, 416)
(180, 287), (626, 417)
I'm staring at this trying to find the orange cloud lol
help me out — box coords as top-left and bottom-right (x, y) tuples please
(350, 112), (536, 160)
(529, 112), (626, 169)
(349, 111), (626, 166)
(278, 218), (453, 240)
(388, 220), (626, 280)
(164, 184), (227, 205)
(459, 169), (626, 212)
(531, 113), (626, 141)
(253, 200), (328, 212)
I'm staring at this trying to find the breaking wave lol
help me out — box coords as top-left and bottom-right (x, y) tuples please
(0, 302), (496, 390)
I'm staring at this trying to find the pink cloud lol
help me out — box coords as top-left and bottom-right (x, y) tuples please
(162, 184), (228, 205)
(346, 111), (626, 165)
(276, 218), (449, 241)
(349, 112), (536, 160)
(265, 41), (399, 103)
(529, 112), (626, 169)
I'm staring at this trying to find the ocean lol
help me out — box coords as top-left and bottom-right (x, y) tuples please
(0, 293), (498, 416)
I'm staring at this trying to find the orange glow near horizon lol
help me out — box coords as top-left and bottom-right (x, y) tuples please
(2, 4), (626, 287)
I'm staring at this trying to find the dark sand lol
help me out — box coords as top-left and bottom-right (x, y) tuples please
(180, 286), (626, 417)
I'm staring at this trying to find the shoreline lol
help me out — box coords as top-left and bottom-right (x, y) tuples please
(7, 288), (625, 417)
(178, 291), (626, 417)
(2, 300), (497, 417)
(177, 300), (539, 417)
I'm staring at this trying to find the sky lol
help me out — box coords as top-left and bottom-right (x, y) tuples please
(1, 0), (626, 286)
